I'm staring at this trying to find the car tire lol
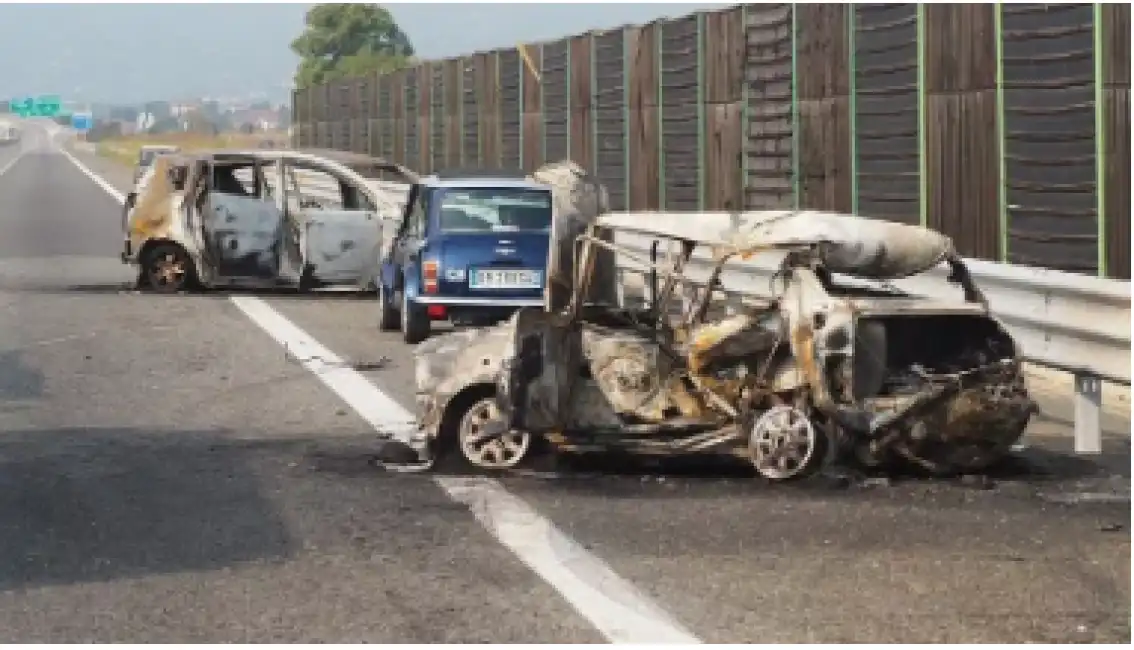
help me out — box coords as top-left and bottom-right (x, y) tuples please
(377, 282), (399, 331)
(452, 395), (533, 471)
(401, 288), (430, 344)
(746, 405), (827, 481)
(144, 243), (194, 294)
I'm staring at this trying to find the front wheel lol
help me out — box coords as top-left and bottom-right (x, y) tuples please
(401, 289), (431, 344)
(455, 396), (533, 470)
(143, 243), (194, 294)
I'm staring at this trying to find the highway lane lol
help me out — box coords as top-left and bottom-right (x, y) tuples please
(0, 124), (1126, 642)
(0, 133), (605, 643)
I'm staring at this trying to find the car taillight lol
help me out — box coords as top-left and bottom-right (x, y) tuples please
(422, 259), (439, 293)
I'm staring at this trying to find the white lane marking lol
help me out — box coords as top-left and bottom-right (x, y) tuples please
(58, 145), (126, 202)
(0, 149), (25, 178)
(60, 148), (704, 645)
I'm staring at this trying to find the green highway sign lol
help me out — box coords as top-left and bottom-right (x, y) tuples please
(9, 95), (62, 117)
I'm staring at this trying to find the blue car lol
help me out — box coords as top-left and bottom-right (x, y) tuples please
(376, 169), (553, 344)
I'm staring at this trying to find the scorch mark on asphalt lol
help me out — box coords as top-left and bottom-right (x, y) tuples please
(58, 139), (704, 645)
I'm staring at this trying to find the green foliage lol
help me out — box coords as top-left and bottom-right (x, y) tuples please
(291, 3), (415, 88)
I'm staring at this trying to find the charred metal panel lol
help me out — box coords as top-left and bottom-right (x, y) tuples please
(208, 193), (283, 278)
(303, 209), (382, 283)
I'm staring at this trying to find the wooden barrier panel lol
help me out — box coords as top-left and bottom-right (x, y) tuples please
(292, 2), (1130, 278)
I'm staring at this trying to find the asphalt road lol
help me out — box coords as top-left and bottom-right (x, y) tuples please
(0, 122), (1129, 643)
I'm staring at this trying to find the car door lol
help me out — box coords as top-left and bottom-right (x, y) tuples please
(292, 163), (383, 285)
(387, 187), (428, 291)
(200, 159), (284, 280)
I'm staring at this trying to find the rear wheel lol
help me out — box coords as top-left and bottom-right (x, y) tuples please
(401, 289), (431, 344)
(747, 405), (824, 481)
(377, 283), (398, 331)
(144, 243), (194, 294)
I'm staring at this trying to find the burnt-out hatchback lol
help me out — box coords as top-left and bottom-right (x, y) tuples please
(121, 148), (416, 293)
(376, 169), (554, 343)
(402, 197), (1038, 480)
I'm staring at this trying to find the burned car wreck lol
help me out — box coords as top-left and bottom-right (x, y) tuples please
(121, 148), (415, 293)
(402, 166), (1037, 480)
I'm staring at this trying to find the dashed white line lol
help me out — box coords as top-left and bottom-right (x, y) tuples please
(60, 141), (704, 645)
(0, 149), (25, 178)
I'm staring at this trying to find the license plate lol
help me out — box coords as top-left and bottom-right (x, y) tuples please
(469, 268), (542, 290)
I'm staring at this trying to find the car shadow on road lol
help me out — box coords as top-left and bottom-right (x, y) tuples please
(43, 284), (377, 302)
(0, 427), (296, 593)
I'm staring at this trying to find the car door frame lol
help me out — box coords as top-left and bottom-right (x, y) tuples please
(197, 156), (282, 281)
(281, 158), (383, 286)
(383, 184), (428, 299)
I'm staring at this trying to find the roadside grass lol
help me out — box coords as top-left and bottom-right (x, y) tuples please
(95, 131), (289, 167)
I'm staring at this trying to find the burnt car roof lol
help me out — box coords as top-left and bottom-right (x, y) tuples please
(160, 148), (418, 181)
(597, 210), (956, 280)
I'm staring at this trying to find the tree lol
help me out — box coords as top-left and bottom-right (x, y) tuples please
(291, 3), (415, 88)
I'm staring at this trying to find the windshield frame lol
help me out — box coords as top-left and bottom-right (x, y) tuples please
(433, 186), (553, 234)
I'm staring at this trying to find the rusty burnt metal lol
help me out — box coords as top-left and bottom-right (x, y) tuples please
(409, 188), (1038, 480)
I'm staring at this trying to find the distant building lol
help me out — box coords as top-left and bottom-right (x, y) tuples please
(230, 108), (280, 132)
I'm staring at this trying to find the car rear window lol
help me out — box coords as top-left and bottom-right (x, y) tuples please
(437, 188), (552, 233)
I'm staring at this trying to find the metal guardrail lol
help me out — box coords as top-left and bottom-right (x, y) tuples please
(610, 226), (1130, 455)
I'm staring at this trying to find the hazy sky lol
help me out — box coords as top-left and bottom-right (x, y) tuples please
(0, 2), (725, 104)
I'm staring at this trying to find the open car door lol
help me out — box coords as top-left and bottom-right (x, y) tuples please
(200, 158), (284, 280)
(286, 163), (382, 286)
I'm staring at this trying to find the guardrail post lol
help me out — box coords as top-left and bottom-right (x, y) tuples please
(1073, 371), (1103, 454)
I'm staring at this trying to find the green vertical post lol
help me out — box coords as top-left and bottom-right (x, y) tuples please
(741, 5), (749, 210)
(995, 4), (1008, 262)
(658, 23), (666, 209)
(848, 4), (858, 214)
(518, 51), (525, 170)
(790, 5), (799, 210)
(916, 3), (927, 228)
(696, 13), (706, 211)
(623, 31), (631, 208)
(1094, 2), (1107, 277)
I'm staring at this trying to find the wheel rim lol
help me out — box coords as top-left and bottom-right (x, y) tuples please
(150, 251), (185, 289)
(458, 397), (531, 469)
(750, 405), (817, 480)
